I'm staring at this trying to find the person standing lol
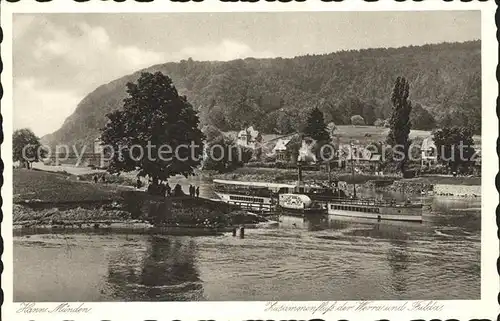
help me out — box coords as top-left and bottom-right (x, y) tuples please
(174, 184), (184, 197)
(166, 182), (171, 196)
(196, 186), (200, 198)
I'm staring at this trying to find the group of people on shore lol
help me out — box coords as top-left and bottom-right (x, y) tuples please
(138, 178), (200, 198)
(188, 185), (200, 198)
(92, 174), (106, 184)
(164, 183), (199, 197)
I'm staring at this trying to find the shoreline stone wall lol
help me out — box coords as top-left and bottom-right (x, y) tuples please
(433, 184), (481, 197)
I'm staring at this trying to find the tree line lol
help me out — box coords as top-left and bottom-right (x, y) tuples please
(42, 41), (480, 150)
(186, 41), (480, 135)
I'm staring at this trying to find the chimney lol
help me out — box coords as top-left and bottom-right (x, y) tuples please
(297, 162), (303, 186)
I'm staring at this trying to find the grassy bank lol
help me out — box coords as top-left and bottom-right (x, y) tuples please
(13, 204), (133, 225)
(13, 169), (130, 203)
(78, 172), (138, 187)
(13, 169), (268, 231)
(13, 169), (144, 228)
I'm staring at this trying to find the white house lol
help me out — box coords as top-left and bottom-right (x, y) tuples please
(271, 138), (292, 162)
(421, 136), (437, 167)
(297, 138), (317, 163)
(472, 145), (481, 168)
(236, 126), (262, 149)
(94, 137), (104, 154)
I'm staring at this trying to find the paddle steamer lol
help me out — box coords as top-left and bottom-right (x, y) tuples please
(212, 179), (327, 214)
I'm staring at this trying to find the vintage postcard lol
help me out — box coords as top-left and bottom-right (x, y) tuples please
(1, 1), (498, 320)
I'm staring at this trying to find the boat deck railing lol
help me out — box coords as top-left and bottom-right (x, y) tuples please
(310, 195), (423, 208)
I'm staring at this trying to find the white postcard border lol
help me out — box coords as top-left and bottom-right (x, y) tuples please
(1, 1), (498, 320)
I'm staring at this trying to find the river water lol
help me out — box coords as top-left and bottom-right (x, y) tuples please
(14, 180), (480, 301)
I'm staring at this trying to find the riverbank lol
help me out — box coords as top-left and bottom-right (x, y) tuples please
(13, 169), (275, 232)
(14, 168), (130, 203)
(13, 204), (146, 228)
(13, 202), (232, 236)
(365, 179), (481, 197)
(31, 161), (481, 187)
(13, 203), (274, 235)
(25, 163), (482, 198)
(205, 166), (480, 187)
(204, 167), (392, 185)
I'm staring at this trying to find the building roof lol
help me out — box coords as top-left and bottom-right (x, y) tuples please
(346, 153), (381, 162)
(237, 126), (260, 140)
(421, 136), (436, 151)
(272, 139), (291, 152)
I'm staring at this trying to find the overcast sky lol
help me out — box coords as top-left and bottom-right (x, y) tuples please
(13, 11), (480, 137)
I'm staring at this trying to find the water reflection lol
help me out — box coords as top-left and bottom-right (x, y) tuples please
(427, 197), (481, 232)
(106, 236), (203, 301)
(387, 239), (410, 296)
(13, 194), (481, 301)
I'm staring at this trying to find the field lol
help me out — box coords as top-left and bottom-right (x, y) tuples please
(334, 126), (431, 144)
(13, 169), (127, 203)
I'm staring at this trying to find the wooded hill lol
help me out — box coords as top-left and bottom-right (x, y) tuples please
(42, 40), (481, 148)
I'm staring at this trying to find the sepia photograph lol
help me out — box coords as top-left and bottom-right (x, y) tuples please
(11, 11), (482, 303)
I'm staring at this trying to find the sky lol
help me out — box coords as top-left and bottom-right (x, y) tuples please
(13, 11), (480, 137)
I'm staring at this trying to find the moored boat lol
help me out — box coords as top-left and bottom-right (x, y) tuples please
(325, 198), (423, 222)
(213, 179), (293, 213)
(213, 177), (423, 222)
(213, 179), (327, 215)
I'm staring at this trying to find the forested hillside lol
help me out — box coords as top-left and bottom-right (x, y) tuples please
(42, 41), (481, 148)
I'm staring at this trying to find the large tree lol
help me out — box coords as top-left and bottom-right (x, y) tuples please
(387, 77), (412, 175)
(433, 126), (475, 172)
(101, 72), (205, 190)
(303, 107), (330, 142)
(13, 128), (44, 169)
